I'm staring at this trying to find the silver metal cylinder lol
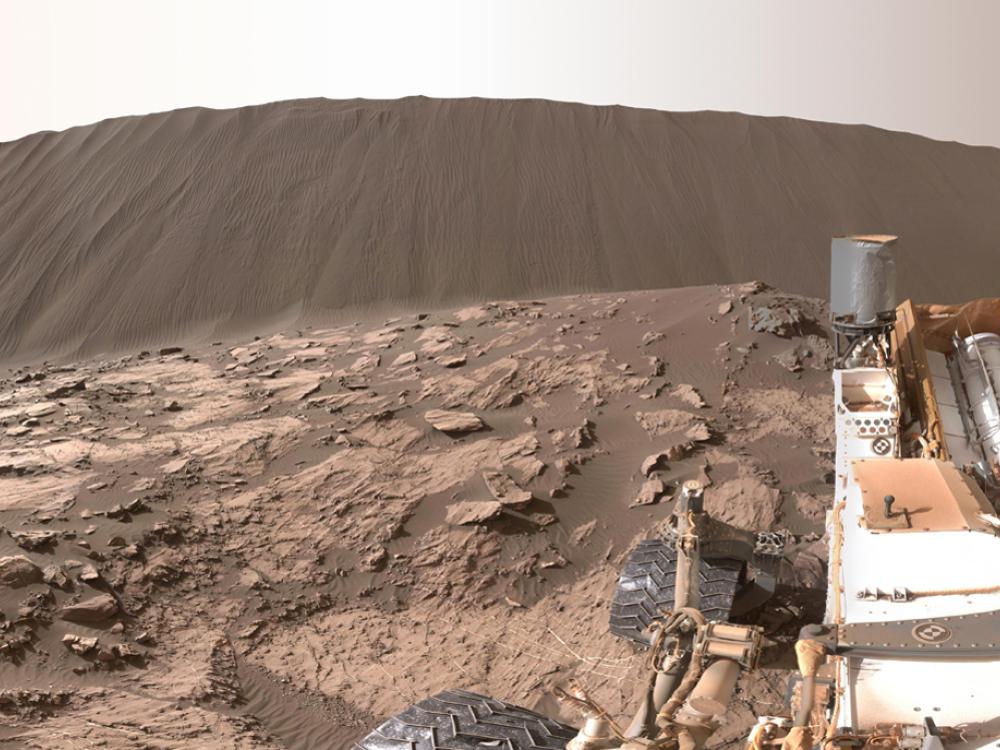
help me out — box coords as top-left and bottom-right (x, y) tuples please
(830, 235), (898, 325)
(954, 332), (1000, 474)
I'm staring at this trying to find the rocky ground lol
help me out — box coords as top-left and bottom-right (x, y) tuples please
(0, 282), (834, 749)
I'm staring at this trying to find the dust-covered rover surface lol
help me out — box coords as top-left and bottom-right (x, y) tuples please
(352, 236), (1000, 750)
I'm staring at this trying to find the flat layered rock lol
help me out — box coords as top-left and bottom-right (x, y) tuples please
(424, 409), (485, 433)
(498, 433), (542, 460)
(351, 353), (381, 372)
(481, 470), (533, 508)
(391, 351), (417, 367)
(505, 455), (546, 483)
(635, 409), (710, 441)
(445, 500), (503, 525)
(24, 402), (58, 418)
(672, 384), (706, 409)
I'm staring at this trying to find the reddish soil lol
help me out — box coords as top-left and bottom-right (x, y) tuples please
(0, 282), (834, 748)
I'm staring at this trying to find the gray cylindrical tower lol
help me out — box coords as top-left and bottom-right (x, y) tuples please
(830, 234), (898, 326)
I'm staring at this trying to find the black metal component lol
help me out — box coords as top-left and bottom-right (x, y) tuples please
(922, 717), (939, 737)
(608, 538), (743, 645)
(883, 494), (896, 518)
(831, 312), (897, 370)
(352, 689), (577, 750)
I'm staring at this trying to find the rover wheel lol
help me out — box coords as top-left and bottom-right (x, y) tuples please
(352, 689), (578, 749)
(609, 538), (743, 646)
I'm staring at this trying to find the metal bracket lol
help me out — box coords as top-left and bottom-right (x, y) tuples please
(797, 609), (1000, 659)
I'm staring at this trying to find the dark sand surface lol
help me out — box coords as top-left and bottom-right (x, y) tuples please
(2, 97), (999, 364)
(0, 283), (832, 748)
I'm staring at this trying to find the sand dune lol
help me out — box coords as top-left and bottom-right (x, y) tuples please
(1, 97), (998, 363)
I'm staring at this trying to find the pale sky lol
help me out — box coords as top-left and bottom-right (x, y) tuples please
(2, 0), (999, 146)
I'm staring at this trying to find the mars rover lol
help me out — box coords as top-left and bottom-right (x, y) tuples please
(353, 236), (1000, 750)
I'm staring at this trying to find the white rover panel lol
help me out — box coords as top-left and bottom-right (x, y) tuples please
(832, 366), (1000, 733)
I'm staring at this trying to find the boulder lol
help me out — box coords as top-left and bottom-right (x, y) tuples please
(640, 443), (692, 476)
(748, 303), (805, 338)
(0, 555), (43, 587)
(794, 492), (827, 525)
(63, 634), (99, 655)
(8, 529), (58, 551)
(704, 477), (782, 531)
(774, 347), (804, 372)
(568, 419), (596, 449)
(42, 564), (69, 589)
(44, 379), (87, 398)
(59, 593), (119, 623)
(77, 563), (101, 582)
(143, 548), (185, 584)
(437, 354), (467, 368)
(633, 478), (666, 506)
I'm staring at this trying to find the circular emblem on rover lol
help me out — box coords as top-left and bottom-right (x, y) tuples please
(912, 621), (952, 644)
(871, 436), (892, 456)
